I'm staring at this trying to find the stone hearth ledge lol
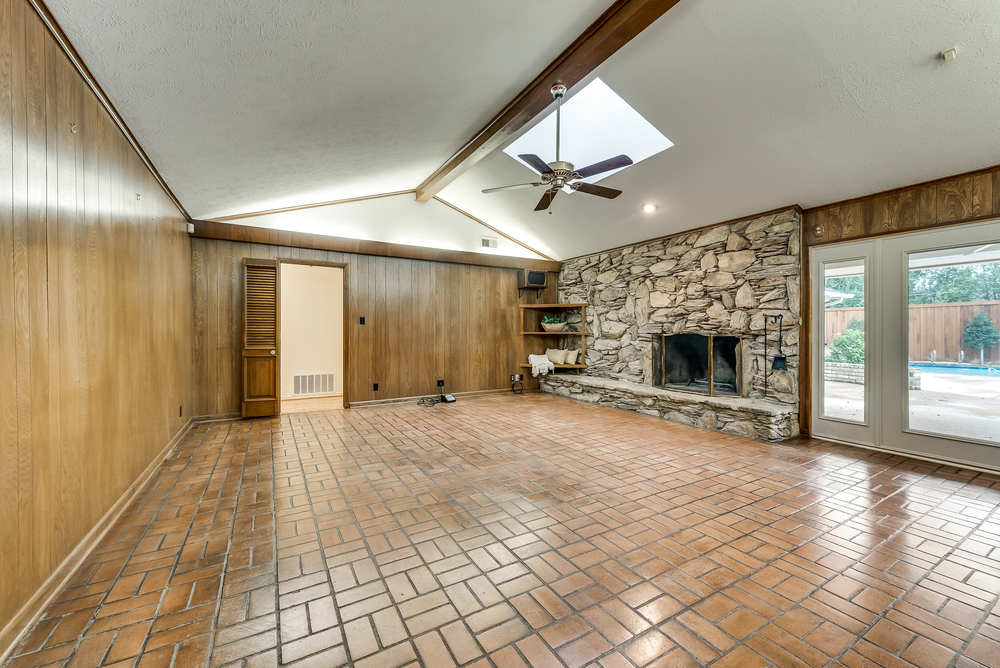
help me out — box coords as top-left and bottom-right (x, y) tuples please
(539, 374), (797, 442)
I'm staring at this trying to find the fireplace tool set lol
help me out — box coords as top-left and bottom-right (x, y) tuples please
(764, 314), (787, 398)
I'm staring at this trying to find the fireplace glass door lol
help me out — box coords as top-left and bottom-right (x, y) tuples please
(659, 334), (741, 396)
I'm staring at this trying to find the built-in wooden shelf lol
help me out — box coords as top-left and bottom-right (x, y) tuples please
(519, 303), (588, 375)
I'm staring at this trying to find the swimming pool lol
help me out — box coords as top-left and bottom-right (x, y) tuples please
(910, 364), (1000, 377)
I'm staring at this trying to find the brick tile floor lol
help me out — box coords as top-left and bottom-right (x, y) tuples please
(5, 393), (1000, 668)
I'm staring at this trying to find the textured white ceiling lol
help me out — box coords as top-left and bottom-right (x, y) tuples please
(440, 0), (1000, 258)
(48, 0), (1000, 260)
(46, 0), (612, 220)
(235, 195), (546, 260)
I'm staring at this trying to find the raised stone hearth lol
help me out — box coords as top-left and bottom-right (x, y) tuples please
(539, 375), (798, 441)
(548, 208), (803, 440)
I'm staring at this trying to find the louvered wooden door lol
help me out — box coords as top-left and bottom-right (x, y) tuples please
(242, 259), (280, 417)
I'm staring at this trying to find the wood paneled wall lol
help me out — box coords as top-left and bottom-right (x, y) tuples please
(805, 164), (1000, 246)
(0, 0), (192, 651)
(191, 239), (557, 416)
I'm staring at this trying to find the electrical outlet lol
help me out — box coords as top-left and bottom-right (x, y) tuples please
(373, 383), (378, 391)
(360, 316), (365, 324)
(437, 379), (444, 387)
(517, 374), (522, 381)
(510, 374), (515, 382)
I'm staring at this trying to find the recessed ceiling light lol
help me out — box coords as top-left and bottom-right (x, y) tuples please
(642, 203), (657, 213)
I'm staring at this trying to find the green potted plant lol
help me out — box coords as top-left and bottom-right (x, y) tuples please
(541, 315), (567, 332)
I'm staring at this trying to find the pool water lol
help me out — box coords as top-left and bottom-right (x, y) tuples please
(910, 364), (1000, 377)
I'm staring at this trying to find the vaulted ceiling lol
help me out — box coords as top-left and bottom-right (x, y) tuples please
(47, 0), (1000, 260)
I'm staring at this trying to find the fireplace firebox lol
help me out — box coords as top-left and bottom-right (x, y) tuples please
(653, 334), (742, 396)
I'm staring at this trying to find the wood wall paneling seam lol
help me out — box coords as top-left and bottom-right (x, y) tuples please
(191, 238), (560, 416)
(1, 0), (193, 650)
(24, 0), (189, 220)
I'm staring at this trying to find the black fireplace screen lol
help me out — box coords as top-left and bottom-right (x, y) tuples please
(654, 334), (741, 396)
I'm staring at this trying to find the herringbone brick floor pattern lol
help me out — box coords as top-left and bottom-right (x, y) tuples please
(5, 393), (1000, 668)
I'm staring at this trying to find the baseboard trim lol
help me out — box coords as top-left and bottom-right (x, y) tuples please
(349, 387), (533, 408)
(813, 435), (1000, 476)
(0, 417), (194, 664)
(191, 412), (241, 422)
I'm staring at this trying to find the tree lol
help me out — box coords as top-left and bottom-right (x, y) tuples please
(824, 276), (865, 308)
(909, 263), (1000, 304)
(962, 310), (1000, 365)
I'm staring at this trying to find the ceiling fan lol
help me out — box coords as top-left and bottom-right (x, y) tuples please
(482, 83), (633, 211)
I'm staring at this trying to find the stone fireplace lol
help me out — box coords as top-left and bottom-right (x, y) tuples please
(654, 334), (742, 397)
(540, 208), (802, 441)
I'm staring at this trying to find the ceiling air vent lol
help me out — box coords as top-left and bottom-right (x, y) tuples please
(480, 236), (498, 249)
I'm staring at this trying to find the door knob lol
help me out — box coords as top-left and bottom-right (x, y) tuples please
(270, 350), (276, 355)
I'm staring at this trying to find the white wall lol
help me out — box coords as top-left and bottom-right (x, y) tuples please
(280, 263), (344, 398)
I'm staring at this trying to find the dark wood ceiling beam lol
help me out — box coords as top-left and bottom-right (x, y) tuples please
(415, 0), (683, 202)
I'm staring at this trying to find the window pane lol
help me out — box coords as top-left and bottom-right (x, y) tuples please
(908, 243), (1000, 443)
(822, 260), (866, 422)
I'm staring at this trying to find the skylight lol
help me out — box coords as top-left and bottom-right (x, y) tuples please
(503, 78), (673, 192)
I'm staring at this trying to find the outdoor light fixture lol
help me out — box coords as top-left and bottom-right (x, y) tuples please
(764, 314), (786, 398)
(642, 203), (657, 213)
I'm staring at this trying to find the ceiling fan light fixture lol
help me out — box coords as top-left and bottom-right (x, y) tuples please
(642, 203), (657, 213)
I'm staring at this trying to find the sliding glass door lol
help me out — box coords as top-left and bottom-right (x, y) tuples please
(812, 220), (1000, 470)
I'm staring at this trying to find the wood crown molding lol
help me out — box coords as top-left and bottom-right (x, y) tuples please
(414, 0), (683, 202)
(190, 220), (562, 272)
(25, 0), (190, 220)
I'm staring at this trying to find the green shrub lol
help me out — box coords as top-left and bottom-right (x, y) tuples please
(829, 329), (865, 364)
(846, 316), (865, 332)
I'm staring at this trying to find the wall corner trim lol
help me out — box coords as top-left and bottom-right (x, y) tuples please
(0, 418), (195, 664)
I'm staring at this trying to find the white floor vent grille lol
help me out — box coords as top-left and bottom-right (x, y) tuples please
(293, 373), (336, 396)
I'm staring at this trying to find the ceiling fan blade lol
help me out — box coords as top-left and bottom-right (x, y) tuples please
(575, 154), (633, 179)
(482, 182), (542, 194)
(519, 154), (555, 175)
(534, 188), (558, 211)
(572, 182), (622, 199)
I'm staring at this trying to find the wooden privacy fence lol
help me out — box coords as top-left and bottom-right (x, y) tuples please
(825, 301), (1000, 363)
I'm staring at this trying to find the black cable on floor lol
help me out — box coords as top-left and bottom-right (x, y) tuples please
(418, 395), (442, 407)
